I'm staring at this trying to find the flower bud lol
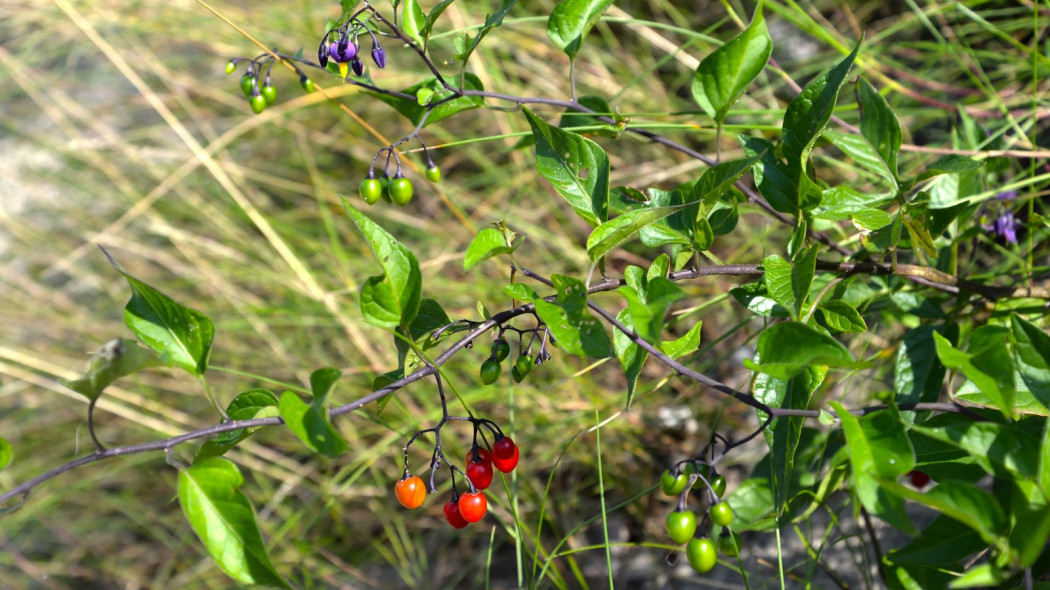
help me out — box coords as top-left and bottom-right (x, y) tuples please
(317, 42), (329, 68)
(371, 46), (386, 68)
(351, 56), (364, 77)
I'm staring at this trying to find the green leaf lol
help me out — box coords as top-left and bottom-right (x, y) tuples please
(885, 479), (1007, 548)
(196, 390), (280, 460)
(533, 274), (612, 358)
(586, 203), (692, 262)
(420, 0), (456, 42)
(278, 368), (348, 458)
(761, 255), (796, 319)
(394, 298), (452, 377)
(915, 154), (985, 183)
(1010, 314), (1050, 410)
(781, 42), (860, 210)
(690, 154), (763, 216)
(1041, 422), (1050, 497)
(948, 564), (1005, 589)
(998, 477), (1050, 567)
(401, 0), (426, 47)
(850, 208), (894, 231)
(933, 331), (1014, 418)
(730, 280), (789, 318)
(832, 403), (915, 533)
(911, 421), (1038, 479)
(464, 227), (517, 270)
(613, 308), (647, 408)
(857, 77), (902, 181)
(503, 283), (537, 301)
(755, 363), (825, 512)
(344, 203), (422, 330)
(791, 243), (818, 319)
(367, 74), (485, 127)
(452, 0), (516, 63)
(692, 2), (772, 122)
(886, 514), (985, 567)
(817, 300), (867, 332)
(546, 0), (614, 58)
(617, 277), (684, 344)
(894, 326), (951, 417)
(178, 458), (290, 588)
(726, 477), (776, 532)
(814, 185), (894, 221)
(522, 106), (609, 226)
(824, 129), (896, 188)
(60, 338), (162, 402)
(101, 249), (214, 376)
(660, 321), (702, 359)
(0, 437), (11, 471)
(746, 322), (855, 379)
(740, 135), (796, 214)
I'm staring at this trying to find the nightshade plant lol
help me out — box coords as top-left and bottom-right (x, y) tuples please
(2, 1), (1049, 589)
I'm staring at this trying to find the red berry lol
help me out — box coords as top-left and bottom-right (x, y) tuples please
(458, 491), (487, 523)
(444, 499), (469, 529)
(492, 445), (519, 473)
(466, 457), (494, 490)
(907, 470), (932, 489)
(394, 475), (426, 509)
(466, 447), (492, 467)
(493, 437), (516, 460)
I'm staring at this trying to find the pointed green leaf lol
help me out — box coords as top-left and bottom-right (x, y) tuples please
(534, 274), (612, 358)
(887, 515), (985, 567)
(420, 0), (456, 42)
(587, 204), (692, 262)
(503, 283), (537, 301)
(690, 154), (763, 216)
(101, 249), (214, 376)
(546, 0), (614, 58)
(344, 203), (422, 330)
(394, 298), (452, 377)
(885, 479), (1007, 548)
(741, 135), (797, 214)
(692, 2), (772, 122)
(660, 321), (702, 359)
(792, 243), (818, 319)
(824, 129), (897, 188)
(1010, 314), (1050, 410)
(817, 299), (867, 333)
(522, 107), (609, 226)
(746, 322), (855, 379)
(367, 74), (484, 126)
(401, 0), (426, 46)
(617, 277), (684, 344)
(178, 458), (290, 588)
(278, 368), (348, 457)
(464, 227), (517, 270)
(912, 421), (1037, 479)
(934, 332), (1014, 418)
(832, 403), (915, 533)
(857, 77), (901, 181)
(915, 154), (985, 183)
(762, 255), (796, 319)
(613, 308), (647, 408)
(196, 389), (280, 460)
(452, 0), (516, 62)
(60, 338), (162, 401)
(895, 326), (951, 418)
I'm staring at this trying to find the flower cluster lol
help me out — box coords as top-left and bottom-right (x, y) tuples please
(317, 13), (387, 80)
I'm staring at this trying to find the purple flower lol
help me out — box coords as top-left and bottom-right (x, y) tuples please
(329, 39), (358, 63)
(371, 46), (386, 68)
(994, 212), (1018, 244)
(996, 189), (1018, 201)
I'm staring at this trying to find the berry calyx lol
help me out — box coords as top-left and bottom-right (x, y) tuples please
(458, 491), (487, 523)
(466, 447), (492, 467)
(666, 510), (698, 545)
(491, 444), (519, 473)
(686, 538), (717, 574)
(709, 502), (733, 527)
(480, 359), (502, 384)
(394, 475), (426, 509)
(249, 94), (267, 115)
(444, 499), (469, 529)
(388, 177), (414, 206)
(660, 469), (690, 496)
(425, 165), (441, 183)
(360, 177), (383, 205)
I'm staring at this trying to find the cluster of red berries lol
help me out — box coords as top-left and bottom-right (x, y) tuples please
(396, 429), (520, 529)
(660, 460), (739, 574)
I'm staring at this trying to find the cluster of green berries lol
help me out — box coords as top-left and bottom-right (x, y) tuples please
(397, 418), (519, 529)
(479, 330), (551, 385)
(358, 163), (440, 207)
(660, 462), (739, 574)
(225, 58), (314, 115)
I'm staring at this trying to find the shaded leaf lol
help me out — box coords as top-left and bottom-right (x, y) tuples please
(345, 203), (422, 330)
(278, 368), (348, 458)
(196, 390), (280, 460)
(60, 338), (162, 402)
(613, 308), (647, 408)
(367, 74), (485, 126)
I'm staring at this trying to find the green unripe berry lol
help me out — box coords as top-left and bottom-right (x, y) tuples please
(225, 60), (237, 75)
(686, 538), (717, 574)
(249, 94), (267, 114)
(492, 338), (511, 363)
(261, 85), (277, 105)
(709, 502), (733, 527)
(425, 165), (441, 183)
(710, 474), (727, 498)
(660, 469), (689, 496)
(360, 178), (383, 205)
(665, 510), (697, 545)
(515, 355), (533, 377)
(240, 74), (255, 97)
(300, 77), (315, 93)
(718, 530), (741, 557)
(480, 359), (502, 385)
(388, 177), (414, 206)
